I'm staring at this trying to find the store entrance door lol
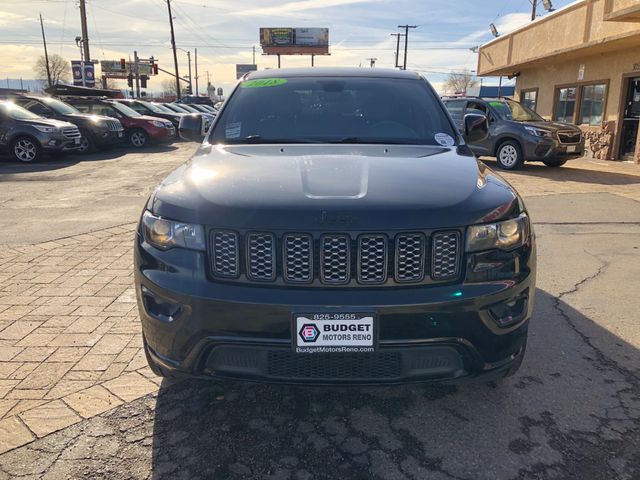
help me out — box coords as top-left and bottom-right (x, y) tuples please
(620, 77), (640, 160)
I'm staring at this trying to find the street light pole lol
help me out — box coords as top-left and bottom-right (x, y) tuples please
(187, 50), (192, 94)
(397, 25), (417, 70)
(531, 0), (537, 21)
(194, 48), (198, 96)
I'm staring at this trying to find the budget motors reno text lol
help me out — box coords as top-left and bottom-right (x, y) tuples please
(294, 313), (375, 353)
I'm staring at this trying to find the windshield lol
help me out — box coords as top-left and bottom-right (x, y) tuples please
(179, 104), (199, 113)
(150, 103), (175, 114)
(111, 102), (141, 117)
(41, 97), (79, 115)
(165, 104), (189, 113)
(489, 99), (544, 122)
(0, 101), (41, 120)
(139, 101), (166, 114)
(210, 76), (456, 145)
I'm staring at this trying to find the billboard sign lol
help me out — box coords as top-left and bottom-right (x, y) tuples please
(260, 28), (329, 55)
(236, 64), (258, 79)
(100, 60), (153, 79)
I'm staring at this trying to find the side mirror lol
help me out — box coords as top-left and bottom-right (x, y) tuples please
(463, 113), (489, 144)
(179, 114), (205, 142)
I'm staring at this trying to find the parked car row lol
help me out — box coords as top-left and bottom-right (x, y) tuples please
(0, 94), (216, 162)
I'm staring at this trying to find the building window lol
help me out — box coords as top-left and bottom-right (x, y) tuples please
(521, 89), (538, 112)
(554, 87), (577, 123)
(579, 84), (606, 126)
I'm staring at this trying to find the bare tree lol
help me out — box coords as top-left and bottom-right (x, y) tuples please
(161, 78), (188, 97)
(34, 54), (71, 85)
(445, 69), (478, 95)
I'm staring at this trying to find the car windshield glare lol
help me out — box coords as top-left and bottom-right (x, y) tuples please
(210, 76), (457, 146)
(141, 101), (164, 113)
(1, 101), (42, 120)
(111, 102), (141, 117)
(41, 97), (79, 115)
(490, 99), (544, 122)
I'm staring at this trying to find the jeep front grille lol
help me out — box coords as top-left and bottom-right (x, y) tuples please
(208, 230), (462, 286)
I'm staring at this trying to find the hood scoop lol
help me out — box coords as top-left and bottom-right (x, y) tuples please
(300, 156), (368, 199)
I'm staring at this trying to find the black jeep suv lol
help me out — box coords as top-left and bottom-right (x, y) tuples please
(135, 68), (536, 385)
(0, 100), (81, 162)
(13, 95), (124, 153)
(443, 97), (584, 170)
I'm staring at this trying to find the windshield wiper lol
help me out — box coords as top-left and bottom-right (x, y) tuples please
(229, 135), (323, 144)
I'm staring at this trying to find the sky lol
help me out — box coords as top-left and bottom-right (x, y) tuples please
(0, 0), (578, 95)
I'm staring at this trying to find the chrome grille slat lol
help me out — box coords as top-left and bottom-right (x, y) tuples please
(246, 233), (276, 281)
(431, 232), (461, 280)
(106, 120), (123, 131)
(211, 230), (239, 278)
(358, 235), (387, 284)
(320, 235), (350, 284)
(395, 234), (426, 282)
(62, 127), (81, 139)
(283, 234), (313, 283)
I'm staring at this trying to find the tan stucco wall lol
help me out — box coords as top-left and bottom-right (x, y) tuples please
(478, 0), (640, 76)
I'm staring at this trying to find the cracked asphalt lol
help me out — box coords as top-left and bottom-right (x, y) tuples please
(1, 148), (640, 479)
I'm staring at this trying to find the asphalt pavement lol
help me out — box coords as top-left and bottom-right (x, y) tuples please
(0, 148), (639, 479)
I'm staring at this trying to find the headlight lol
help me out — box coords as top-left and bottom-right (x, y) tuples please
(466, 213), (530, 252)
(34, 125), (58, 133)
(524, 126), (552, 138)
(151, 120), (169, 128)
(141, 211), (205, 251)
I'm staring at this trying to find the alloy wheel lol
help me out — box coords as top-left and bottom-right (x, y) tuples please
(499, 145), (518, 168)
(131, 131), (147, 147)
(78, 136), (89, 153)
(14, 139), (37, 162)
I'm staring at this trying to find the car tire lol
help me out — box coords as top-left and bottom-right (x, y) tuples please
(496, 140), (524, 170)
(10, 136), (42, 163)
(129, 129), (150, 148)
(77, 129), (95, 154)
(543, 159), (567, 168)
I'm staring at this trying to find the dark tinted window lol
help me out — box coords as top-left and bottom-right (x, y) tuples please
(211, 76), (456, 145)
(442, 99), (465, 123)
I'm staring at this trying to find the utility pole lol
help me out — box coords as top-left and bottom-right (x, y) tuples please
(390, 33), (404, 68)
(166, 0), (181, 99)
(187, 50), (192, 94)
(78, 0), (90, 63)
(39, 13), (52, 87)
(531, 0), (537, 20)
(194, 48), (198, 96)
(252, 45), (256, 65)
(134, 50), (140, 98)
(367, 57), (377, 68)
(397, 25), (417, 70)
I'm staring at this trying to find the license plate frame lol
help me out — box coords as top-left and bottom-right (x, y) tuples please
(566, 145), (577, 153)
(292, 312), (376, 353)
(74, 138), (81, 145)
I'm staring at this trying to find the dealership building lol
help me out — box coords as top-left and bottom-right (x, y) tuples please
(478, 0), (640, 162)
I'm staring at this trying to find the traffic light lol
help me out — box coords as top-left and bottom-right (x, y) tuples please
(186, 84), (192, 95)
(140, 75), (148, 89)
(153, 63), (158, 75)
(127, 74), (133, 87)
(120, 58), (126, 71)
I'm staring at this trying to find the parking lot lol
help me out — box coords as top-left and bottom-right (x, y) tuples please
(0, 146), (639, 479)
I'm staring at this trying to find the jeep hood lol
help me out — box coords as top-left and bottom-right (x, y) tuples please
(150, 144), (521, 230)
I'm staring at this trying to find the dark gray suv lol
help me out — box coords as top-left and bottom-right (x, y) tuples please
(443, 97), (584, 170)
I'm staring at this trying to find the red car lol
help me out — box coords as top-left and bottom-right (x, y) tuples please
(63, 97), (176, 148)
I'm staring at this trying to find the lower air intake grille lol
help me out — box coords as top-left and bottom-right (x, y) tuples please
(267, 351), (402, 380)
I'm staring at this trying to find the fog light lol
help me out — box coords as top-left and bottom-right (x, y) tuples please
(48, 140), (57, 146)
(141, 286), (181, 322)
(488, 293), (528, 327)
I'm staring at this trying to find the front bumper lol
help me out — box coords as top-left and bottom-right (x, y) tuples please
(522, 136), (584, 161)
(94, 129), (125, 147)
(134, 229), (536, 385)
(40, 132), (81, 152)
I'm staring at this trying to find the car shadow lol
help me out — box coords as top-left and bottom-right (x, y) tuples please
(481, 157), (640, 186)
(149, 289), (640, 480)
(0, 144), (180, 175)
